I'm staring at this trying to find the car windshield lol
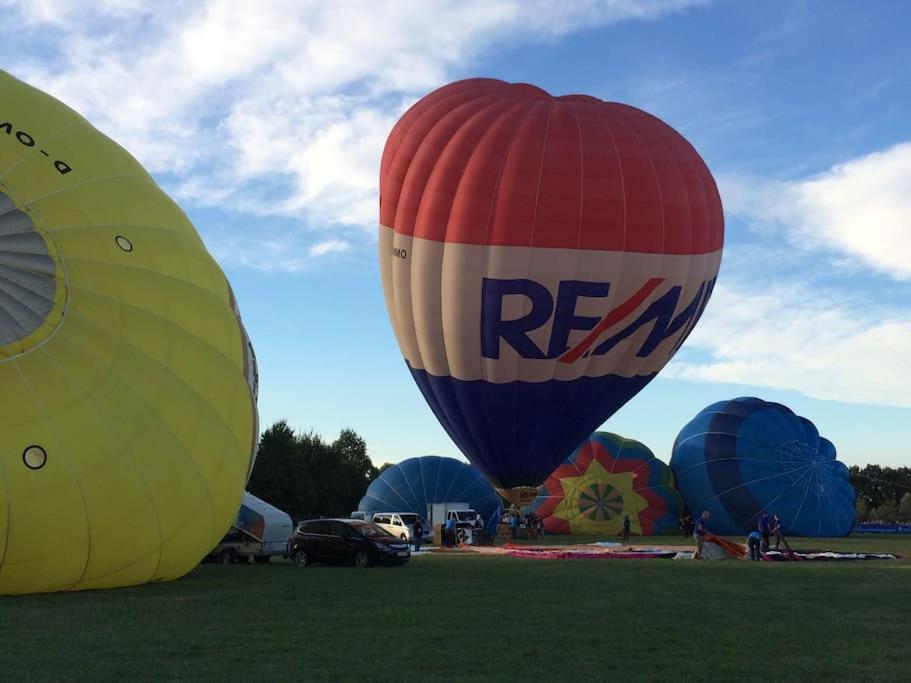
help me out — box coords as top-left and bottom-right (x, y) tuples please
(399, 514), (418, 524)
(455, 511), (476, 521)
(355, 523), (393, 538)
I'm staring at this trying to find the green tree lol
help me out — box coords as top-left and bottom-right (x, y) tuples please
(333, 429), (378, 481)
(855, 497), (871, 523)
(899, 492), (911, 522)
(246, 421), (301, 517)
(850, 465), (911, 509)
(870, 502), (897, 523)
(296, 430), (334, 518)
(247, 422), (379, 521)
(331, 428), (379, 514)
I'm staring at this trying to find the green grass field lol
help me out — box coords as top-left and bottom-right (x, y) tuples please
(1, 535), (909, 682)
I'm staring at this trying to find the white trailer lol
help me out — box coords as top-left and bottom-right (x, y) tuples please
(209, 492), (293, 564)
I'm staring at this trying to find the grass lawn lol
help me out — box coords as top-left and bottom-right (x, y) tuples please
(1, 535), (909, 682)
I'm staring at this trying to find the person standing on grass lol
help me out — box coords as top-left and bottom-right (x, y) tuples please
(771, 513), (792, 553)
(683, 514), (693, 537)
(771, 513), (783, 550)
(747, 530), (763, 561)
(413, 518), (422, 553)
(536, 516), (544, 540)
(510, 512), (519, 540)
(445, 515), (456, 547)
(622, 515), (631, 543)
(693, 511), (709, 559)
(758, 511), (771, 552)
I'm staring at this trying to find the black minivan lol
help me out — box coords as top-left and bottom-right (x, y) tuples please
(288, 519), (411, 568)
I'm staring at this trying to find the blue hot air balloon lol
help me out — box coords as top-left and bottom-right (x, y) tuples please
(670, 398), (855, 537)
(379, 79), (724, 501)
(358, 456), (501, 533)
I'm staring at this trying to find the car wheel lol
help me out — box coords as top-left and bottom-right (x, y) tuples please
(219, 549), (234, 565)
(354, 550), (371, 569)
(400, 534), (407, 541)
(293, 549), (310, 567)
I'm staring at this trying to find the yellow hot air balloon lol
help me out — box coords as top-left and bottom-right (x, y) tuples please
(0, 70), (258, 594)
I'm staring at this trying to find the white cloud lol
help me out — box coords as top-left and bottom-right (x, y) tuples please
(721, 141), (911, 281)
(0, 0), (708, 269)
(2, 0), (145, 25)
(668, 281), (911, 408)
(308, 239), (350, 257)
(208, 233), (352, 272)
(703, 144), (911, 406)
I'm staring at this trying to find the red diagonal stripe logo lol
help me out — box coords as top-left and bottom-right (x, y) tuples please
(558, 277), (665, 364)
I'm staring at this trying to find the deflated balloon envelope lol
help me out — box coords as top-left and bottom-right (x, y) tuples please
(0, 70), (258, 594)
(532, 432), (682, 536)
(379, 78), (724, 493)
(358, 456), (501, 532)
(670, 397), (855, 536)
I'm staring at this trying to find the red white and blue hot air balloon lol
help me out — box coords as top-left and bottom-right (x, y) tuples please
(379, 79), (723, 501)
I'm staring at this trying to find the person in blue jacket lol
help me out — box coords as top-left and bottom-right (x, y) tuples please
(444, 515), (457, 547)
(747, 530), (763, 561)
(510, 512), (519, 540)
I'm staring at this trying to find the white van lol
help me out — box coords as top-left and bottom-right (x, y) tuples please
(370, 512), (433, 543)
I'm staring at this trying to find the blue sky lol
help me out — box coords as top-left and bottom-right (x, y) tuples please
(3, 0), (909, 468)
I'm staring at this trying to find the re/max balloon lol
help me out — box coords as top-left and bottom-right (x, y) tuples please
(379, 78), (724, 493)
(358, 456), (501, 533)
(532, 432), (682, 536)
(0, 71), (258, 594)
(670, 398), (855, 537)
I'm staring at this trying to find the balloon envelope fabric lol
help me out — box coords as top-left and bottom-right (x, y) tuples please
(379, 78), (724, 492)
(0, 71), (258, 594)
(670, 397), (855, 537)
(358, 456), (501, 531)
(532, 432), (682, 536)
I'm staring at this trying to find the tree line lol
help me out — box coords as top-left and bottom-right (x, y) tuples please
(247, 421), (384, 521)
(247, 420), (910, 524)
(850, 465), (911, 523)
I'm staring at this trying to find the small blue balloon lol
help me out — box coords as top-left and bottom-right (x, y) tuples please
(358, 456), (501, 534)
